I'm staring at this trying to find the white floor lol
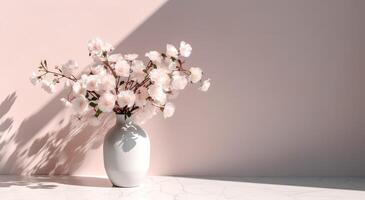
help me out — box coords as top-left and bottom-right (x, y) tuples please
(0, 176), (365, 200)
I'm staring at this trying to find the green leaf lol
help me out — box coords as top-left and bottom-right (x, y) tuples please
(131, 106), (139, 112)
(89, 102), (97, 107)
(95, 109), (102, 117)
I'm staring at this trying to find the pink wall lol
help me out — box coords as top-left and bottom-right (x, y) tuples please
(1, 0), (365, 176)
(0, 0), (167, 175)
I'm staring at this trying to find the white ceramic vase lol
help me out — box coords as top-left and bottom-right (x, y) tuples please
(103, 114), (150, 187)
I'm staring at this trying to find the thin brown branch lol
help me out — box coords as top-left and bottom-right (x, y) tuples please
(125, 76), (130, 90)
(115, 76), (120, 94)
(103, 61), (117, 78)
(43, 69), (77, 82)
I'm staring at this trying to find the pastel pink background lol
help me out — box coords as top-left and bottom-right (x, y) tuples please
(0, 0), (364, 176)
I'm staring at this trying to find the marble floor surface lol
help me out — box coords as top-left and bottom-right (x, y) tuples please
(0, 176), (365, 200)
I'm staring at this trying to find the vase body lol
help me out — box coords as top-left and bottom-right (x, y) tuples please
(103, 115), (150, 187)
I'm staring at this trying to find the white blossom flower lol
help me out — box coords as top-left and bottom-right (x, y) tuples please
(64, 79), (72, 87)
(145, 51), (162, 63)
(199, 79), (211, 92)
(61, 60), (78, 77)
(41, 80), (56, 94)
(135, 87), (149, 107)
(117, 90), (136, 108)
(30, 72), (39, 85)
(71, 96), (89, 113)
(72, 81), (86, 96)
(114, 59), (130, 77)
(189, 67), (203, 83)
(167, 60), (177, 71)
(80, 74), (89, 86)
(171, 72), (188, 90)
(102, 42), (114, 53)
(108, 53), (123, 63)
(166, 44), (178, 58)
(88, 38), (113, 57)
(148, 84), (167, 105)
(90, 65), (106, 75)
(98, 92), (116, 112)
(132, 103), (159, 125)
(156, 58), (176, 72)
(85, 75), (100, 91)
(88, 38), (104, 55)
(149, 68), (171, 89)
(131, 60), (146, 83)
(124, 54), (138, 61)
(179, 41), (192, 57)
(60, 98), (72, 107)
(163, 102), (175, 118)
(81, 64), (92, 75)
(99, 74), (116, 92)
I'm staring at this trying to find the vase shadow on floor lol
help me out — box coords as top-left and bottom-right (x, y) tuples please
(0, 176), (112, 189)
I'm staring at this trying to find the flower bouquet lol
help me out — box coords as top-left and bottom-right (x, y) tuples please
(31, 38), (210, 124)
(30, 38), (210, 187)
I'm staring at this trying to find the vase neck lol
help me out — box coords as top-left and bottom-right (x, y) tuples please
(116, 114), (132, 126)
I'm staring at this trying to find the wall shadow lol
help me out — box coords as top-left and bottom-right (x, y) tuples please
(112, 0), (365, 177)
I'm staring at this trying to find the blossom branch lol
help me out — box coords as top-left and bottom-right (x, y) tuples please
(38, 61), (77, 82)
(31, 39), (210, 125)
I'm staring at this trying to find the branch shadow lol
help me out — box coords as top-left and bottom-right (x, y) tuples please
(0, 92), (17, 155)
(0, 92), (17, 120)
(0, 89), (115, 176)
(117, 123), (146, 152)
(0, 92), (16, 134)
(0, 118), (14, 133)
